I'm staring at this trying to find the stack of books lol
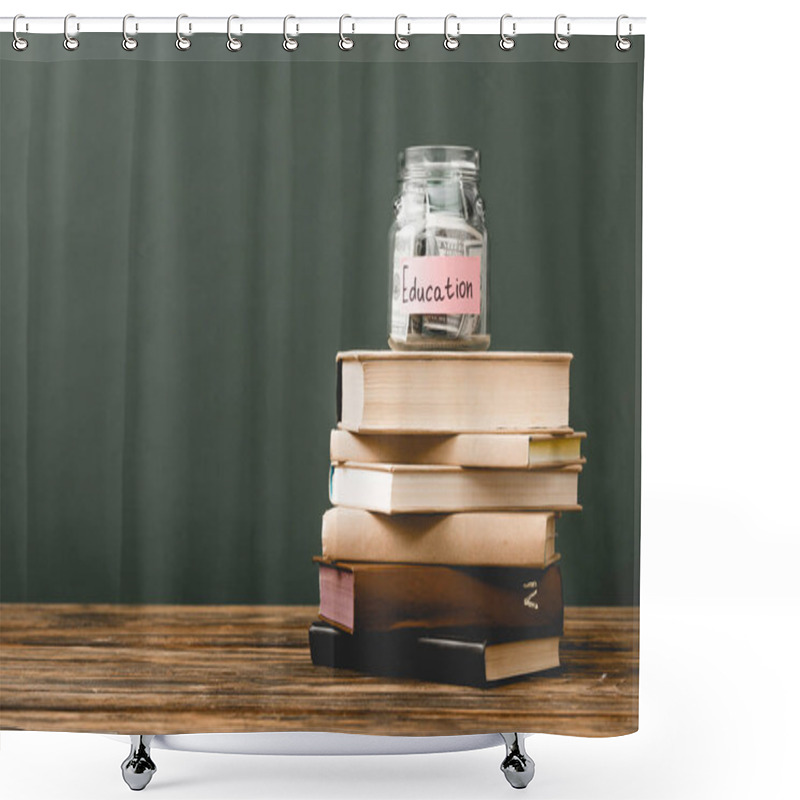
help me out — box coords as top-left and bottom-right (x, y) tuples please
(309, 350), (585, 688)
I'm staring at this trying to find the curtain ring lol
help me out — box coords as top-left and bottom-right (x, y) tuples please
(394, 15), (410, 51)
(122, 14), (138, 51)
(283, 15), (298, 51)
(443, 14), (460, 51)
(175, 14), (191, 50)
(615, 14), (632, 51)
(12, 14), (28, 52)
(499, 14), (515, 51)
(63, 13), (79, 51)
(554, 14), (570, 51)
(339, 14), (354, 51)
(227, 15), (243, 51)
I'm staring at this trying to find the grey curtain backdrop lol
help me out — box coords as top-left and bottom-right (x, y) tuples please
(1, 34), (643, 605)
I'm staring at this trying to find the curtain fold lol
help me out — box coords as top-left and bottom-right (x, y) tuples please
(1, 34), (643, 605)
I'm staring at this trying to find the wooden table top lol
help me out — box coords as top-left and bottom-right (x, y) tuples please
(0, 604), (638, 737)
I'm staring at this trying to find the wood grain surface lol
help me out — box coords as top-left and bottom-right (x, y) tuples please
(0, 604), (638, 737)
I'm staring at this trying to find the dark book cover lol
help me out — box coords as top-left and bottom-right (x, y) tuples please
(308, 621), (562, 688)
(317, 560), (563, 634)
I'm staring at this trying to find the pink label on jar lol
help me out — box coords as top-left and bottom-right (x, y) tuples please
(397, 256), (481, 314)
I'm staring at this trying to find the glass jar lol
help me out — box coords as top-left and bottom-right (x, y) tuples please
(388, 145), (489, 351)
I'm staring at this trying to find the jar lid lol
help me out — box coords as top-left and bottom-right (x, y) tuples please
(399, 146), (480, 178)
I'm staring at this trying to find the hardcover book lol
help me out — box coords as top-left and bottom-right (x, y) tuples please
(321, 507), (559, 567)
(330, 428), (586, 469)
(309, 621), (561, 686)
(329, 462), (581, 514)
(317, 559), (564, 635)
(337, 350), (572, 433)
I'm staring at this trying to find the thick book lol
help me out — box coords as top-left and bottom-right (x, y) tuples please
(321, 507), (559, 567)
(317, 559), (564, 635)
(330, 428), (586, 469)
(337, 350), (572, 433)
(329, 462), (581, 514)
(309, 622), (561, 687)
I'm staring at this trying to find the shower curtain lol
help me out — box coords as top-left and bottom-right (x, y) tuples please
(1, 30), (643, 737)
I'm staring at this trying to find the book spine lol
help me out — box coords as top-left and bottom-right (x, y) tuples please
(321, 507), (555, 567)
(321, 562), (564, 634)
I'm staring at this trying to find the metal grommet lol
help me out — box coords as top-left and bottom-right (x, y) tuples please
(499, 14), (515, 51)
(283, 15), (298, 51)
(122, 14), (138, 51)
(175, 14), (191, 50)
(12, 14), (28, 51)
(63, 13), (79, 51)
(554, 14), (570, 51)
(615, 14), (632, 51)
(226, 15), (242, 51)
(443, 14), (460, 51)
(394, 14), (410, 51)
(339, 14), (354, 51)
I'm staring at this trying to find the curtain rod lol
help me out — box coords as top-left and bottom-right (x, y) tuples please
(0, 16), (646, 37)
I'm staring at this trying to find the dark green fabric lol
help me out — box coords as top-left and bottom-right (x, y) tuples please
(1, 34), (643, 605)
